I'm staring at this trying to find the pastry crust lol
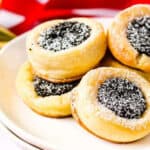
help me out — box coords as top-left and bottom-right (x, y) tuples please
(71, 67), (150, 143)
(108, 4), (150, 72)
(16, 62), (76, 117)
(100, 53), (150, 82)
(26, 17), (106, 82)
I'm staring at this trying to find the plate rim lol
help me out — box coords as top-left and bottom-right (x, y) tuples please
(0, 33), (58, 150)
(0, 121), (40, 150)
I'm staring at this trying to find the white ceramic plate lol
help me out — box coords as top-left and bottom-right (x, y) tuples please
(0, 19), (150, 150)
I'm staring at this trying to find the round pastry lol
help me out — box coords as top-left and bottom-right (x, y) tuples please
(26, 17), (106, 82)
(16, 62), (80, 117)
(100, 53), (150, 82)
(72, 67), (150, 143)
(108, 4), (150, 72)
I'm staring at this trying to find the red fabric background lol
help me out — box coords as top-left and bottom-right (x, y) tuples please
(1, 0), (150, 34)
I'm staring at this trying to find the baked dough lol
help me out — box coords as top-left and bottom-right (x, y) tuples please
(16, 62), (78, 117)
(26, 17), (106, 82)
(72, 67), (150, 143)
(100, 53), (150, 82)
(108, 4), (150, 72)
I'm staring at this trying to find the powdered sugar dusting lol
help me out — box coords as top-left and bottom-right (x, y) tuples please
(97, 78), (146, 119)
(38, 21), (91, 52)
(33, 76), (79, 97)
(127, 16), (150, 56)
(96, 103), (150, 130)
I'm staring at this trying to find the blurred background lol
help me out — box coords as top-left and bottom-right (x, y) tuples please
(0, 0), (150, 48)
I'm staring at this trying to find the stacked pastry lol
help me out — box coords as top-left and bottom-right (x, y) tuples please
(72, 4), (150, 143)
(16, 4), (150, 144)
(16, 18), (106, 117)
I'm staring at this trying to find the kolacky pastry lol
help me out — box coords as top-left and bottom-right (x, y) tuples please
(100, 52), (150, 82)
(72, 67), (150, 143)
(108, 4), (150, 72)
(26, 17), (106, 82)
(16, 62), (80, 117)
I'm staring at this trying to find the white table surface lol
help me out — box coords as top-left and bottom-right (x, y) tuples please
(0, 124), (24, 150)
(0, 122), (40, 150)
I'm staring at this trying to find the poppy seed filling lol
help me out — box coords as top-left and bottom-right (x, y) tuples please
(127, 16), (150, 56)
(38, 21), (91, 52)
(33, 76), (79, 97)
(97, 78), (146, 119)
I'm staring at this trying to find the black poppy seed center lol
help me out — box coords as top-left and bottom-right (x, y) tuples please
(38, 21), (91, 52)
(127, 16), (150, 56)
(97, 78), (146, 119)
(33, 76), (79, 97)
